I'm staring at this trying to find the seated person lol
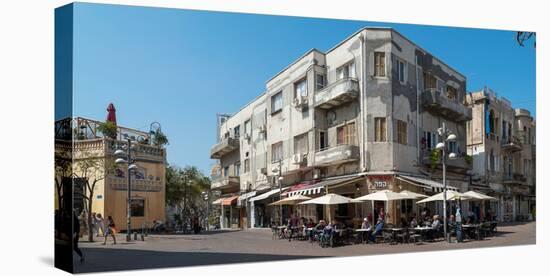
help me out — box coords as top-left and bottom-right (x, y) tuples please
(361, 217), (372, 230)
(369, 218), (385, 243)
(400, 217), (409, 228)
(410, 217), (418, 228)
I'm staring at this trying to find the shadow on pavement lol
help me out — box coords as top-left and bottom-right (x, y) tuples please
(74, 248), (319, 273)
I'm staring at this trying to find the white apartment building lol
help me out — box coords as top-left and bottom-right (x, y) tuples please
(211, 27), (473, 229)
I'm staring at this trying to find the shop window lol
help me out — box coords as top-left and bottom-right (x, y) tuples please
(130, 198), (145, 217)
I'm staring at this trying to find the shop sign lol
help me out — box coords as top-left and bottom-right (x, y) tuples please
(368, 175), (392, 189)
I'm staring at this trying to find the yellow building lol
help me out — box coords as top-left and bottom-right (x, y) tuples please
(55, 117), (167, 231)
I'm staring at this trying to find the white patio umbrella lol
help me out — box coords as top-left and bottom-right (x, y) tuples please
(299, 193), (359, 222)
(399, 190), (429, 199)
(463, 191), (497, 201)
(268, 195), (311, 206)
(463, 191), (497, 221)
(355, 190), (416, 223)
(416, 190), (472, 204)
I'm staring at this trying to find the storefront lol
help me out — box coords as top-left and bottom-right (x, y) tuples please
(248, 187), (289, 228)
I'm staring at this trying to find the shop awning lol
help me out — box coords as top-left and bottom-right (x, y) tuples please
(249, 187), (289, 202)
(286, 175), (363, 197)
(212, 198), (224, 205)
(221, 195), (239, 205)
(237, 191), (257, 206)
(397, 175), (458, 193)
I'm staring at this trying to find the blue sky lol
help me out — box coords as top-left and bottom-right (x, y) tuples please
(70, 3), (536, 174)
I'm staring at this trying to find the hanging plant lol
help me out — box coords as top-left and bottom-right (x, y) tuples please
(430, 149), (440, 170)
(464, 154), (473, 165)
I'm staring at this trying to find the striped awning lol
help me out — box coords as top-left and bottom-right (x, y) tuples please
(221, 196), (239, 205)
(237, 191), (257, 206)
(286, 175), (363, 197)
(397, 175), (459, 193)
(249, 187), (289, 202)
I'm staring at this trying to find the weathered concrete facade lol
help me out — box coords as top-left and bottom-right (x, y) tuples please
(466, 88), (536, 222)
(211, 27), (472, 228)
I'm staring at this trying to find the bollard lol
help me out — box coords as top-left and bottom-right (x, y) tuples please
(141, 233), (145, 241)
(134, 231), (137, 240)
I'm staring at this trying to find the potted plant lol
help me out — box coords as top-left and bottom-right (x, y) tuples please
(97, 121), (118, 139)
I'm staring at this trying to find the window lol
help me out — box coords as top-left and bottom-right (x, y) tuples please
(446, 86), (457, 101)
(271, 141), (283, 162)
(244, 120), (251, 136)
(448, 141), (457, 153)
(244, 158), (250, 173)
(396, 120), (407, 145)
(271, 91), (283, 114)
(234, 162), (241, 176)
(336, 61), (356, 80)
(234, 125), (240, 138)
(374, 117), (387, 142)
(374, 52), (386, 77)
(423, 72), (437, 89)
(294, 78), (307, 98)
(294, 133), (309, 154)
(223, 166), (229, 177)
(523, 126), (527, 144)
(315, 73), (326, 91)
(130, 198), (145, 217)
(318, 130), (327, 151)
(502, 120), (507, 141)
(337, 122), (356, 145)
(423, 131), (436, 149)
(397, 59), (406, 83)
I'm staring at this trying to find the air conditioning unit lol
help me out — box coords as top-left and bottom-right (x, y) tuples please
(260, 167), (267, 175)
(258, 124), (266, 133)
(292, 153), (303, 164)
(243, 133), (251, 140)
(292, 96), (308, 110)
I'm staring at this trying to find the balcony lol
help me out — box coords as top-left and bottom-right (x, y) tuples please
(420, 150), (472, 172)
(210, 137), (240, 159)
(502, 173), (527, 185)
(210, 175), (240, 191)
(314, 144), (360, 166)
(501, 136), (522, 152)
(422, 88), (472, 122)
(314, 78), (359, 109)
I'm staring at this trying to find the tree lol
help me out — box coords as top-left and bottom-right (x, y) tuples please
(165, 165), (210, 227)
(73, 151), (115, 242)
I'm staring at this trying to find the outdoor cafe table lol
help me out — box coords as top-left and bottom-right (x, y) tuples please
(410, 226), (431, 244)
(462, 224), (481, 240)
(390, 228), (405, 244)
(355, 229), (372, 244)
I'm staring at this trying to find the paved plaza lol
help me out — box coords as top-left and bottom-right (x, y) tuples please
(74, 222), (535, 273)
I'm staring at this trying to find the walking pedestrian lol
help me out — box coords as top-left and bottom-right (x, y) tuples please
(102, 216), (117, 245)
(95, 213), (105, 237)
(73, 213), (84, 263)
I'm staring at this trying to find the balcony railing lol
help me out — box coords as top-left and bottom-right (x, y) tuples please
(420, 150), (471, 171)
(314, 78), (359, 109)
(502, 173), (527, 184)
(210, 137), (240, 159)
(314, 144), (360, 166)
(422, 88), (472, 122)
(210, 175), (240, 191)
(501, 136), (522, 152)
(108, 176), (163, 192)
(106, 139), (165, 163)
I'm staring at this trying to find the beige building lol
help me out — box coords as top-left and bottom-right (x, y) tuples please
(55, 117), (167, 231)
(466, 88), (536, 222)
(210, 27), (473, 228)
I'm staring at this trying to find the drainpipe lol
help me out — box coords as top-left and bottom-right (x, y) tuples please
(359, 33), (367, 172)
(415, 50), (421, 165)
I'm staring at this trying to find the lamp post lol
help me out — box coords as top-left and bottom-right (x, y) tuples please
(435, 122), (457, 242)
(114, 136), (138, 242)
(202, 191), (210, 231)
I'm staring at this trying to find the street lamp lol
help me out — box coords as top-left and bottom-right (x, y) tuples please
(435, 122), (457, 242)
(202, 191), (210, 231)
(114, 135), (139, 242)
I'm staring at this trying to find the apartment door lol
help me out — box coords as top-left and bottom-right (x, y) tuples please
(318, 131), (327, 150)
